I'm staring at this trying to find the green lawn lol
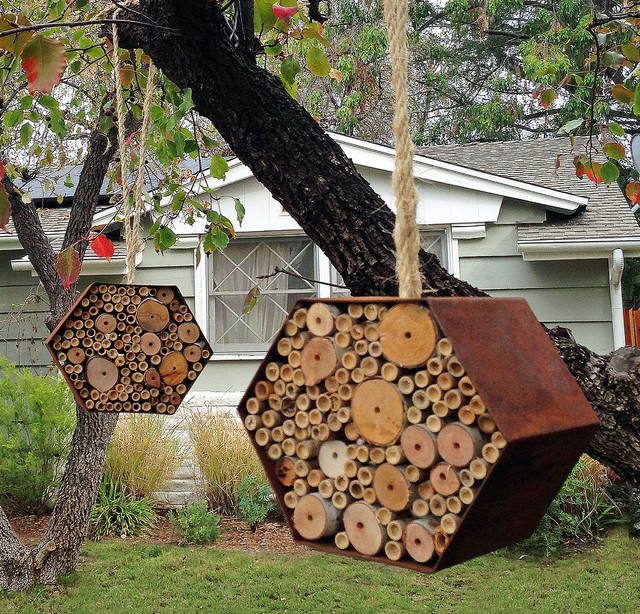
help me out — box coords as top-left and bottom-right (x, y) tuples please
(2, 529), (638, 614)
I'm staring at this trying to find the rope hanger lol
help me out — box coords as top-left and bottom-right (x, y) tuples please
(382, 0), (422, 299)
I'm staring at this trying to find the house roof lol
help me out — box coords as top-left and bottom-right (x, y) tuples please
(418, 137), (640, 244)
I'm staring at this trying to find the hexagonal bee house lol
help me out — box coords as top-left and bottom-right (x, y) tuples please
(46, 283), (211, 414)
(238, 297), (599, 572)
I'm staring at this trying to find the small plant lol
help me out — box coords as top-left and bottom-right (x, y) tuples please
(169, 498), (221, 544)
(90, 479), (158, 540)
(238, 476), (275, 529)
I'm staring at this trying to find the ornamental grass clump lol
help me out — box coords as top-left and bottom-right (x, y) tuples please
(186, 409), (265, 516)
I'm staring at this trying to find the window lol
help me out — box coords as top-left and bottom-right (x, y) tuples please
(209, 237), (316, 353)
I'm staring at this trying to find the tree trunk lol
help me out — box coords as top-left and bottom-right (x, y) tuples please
(119, 0), (640, 484)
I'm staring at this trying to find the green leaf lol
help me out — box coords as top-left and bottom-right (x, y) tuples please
(150, 105), (164, 121)
(558, 118), (583, 136)
(634, 82), (640, 116)
(613, 83), (634, 105)
(539, 89), (555, 109)
(609, 123), (625, 136)
(38, 94), (58, 111)
(234, 198), (245, 226)
(203, 228), (230, 253)
(306, 46), (331, 77)
(255, 0), (277, 33)
(154, 226), (176, 252)
(603, 142), (626, 160)
(20, 34), (67, 94)
(621, 43), (640, 62)
(264, 41), (282, 56)
(210, 155), (229, 180)
(148, 216), (163, 236)
(3, 110), (23, 128)
(600, 161), (620, 185)
(602, 51), (625, 69)
(19, 122), (32, 147)
(55, 246), (81, 289)
(281, 55), (301, 85)
(202, 135), (219, 150)
(0, 184), (11, 232)
(19, 95), (33, 110)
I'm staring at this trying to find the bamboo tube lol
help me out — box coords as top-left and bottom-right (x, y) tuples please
(254, 381), (274, 402)
(294, 426), (311, 441)
(403, 517), (440, 563)
(373, 463), (415, 512)
(360, 356), (380, 377)
(459, 486), (476, 505)
(293, 493), (342, 540)
(337, 406), (352, 424)
(446, 496), (463, 514)
(244, 415), (262, 431)
(357, 466), (374, 486)
(432, 400), (450, 418)
(482, 443), (500, 464)
(308, 408), (323, 426)
(335, 367), (350, 385)
(478, 414), (497, 434)
(335, 331), (351, 349)
(458, 469), (475, 488)
(255, 428), (273, 447)
(412, 389), (430, 410)
(325, 376), (339, 393)
(385, 445), (406, 465)
(344, 459), (360, 478)
(400, 424), (437, 469)
(356, 445), (370, 463)
(377, 507), (396, 526)
(265, 362), (281, 382)
(436, 372), (455, 392)
(384, 540), (406, 561)
(418, 480), (436, 501)
(437, 422), (484, 468)
(458, 405), (475, 425)
(319, 479), (335, 499)
(277, 337), (292, 357)
(444, 389), (463, 410)
(334, 532), (350, 550)
(406, 406), (424, 424)
(354, 339), (369, 356)
(350, 323), (364, 340)
(284, 319), (298, 337)
(267, 444), (283, 460)
(315, 393), (331, 413)
(292, 307), (307, 329)
(337, 384), (353, 402)
(262, 410), (283, 428)
(380, 362), (400, 381)
(336, 313), (354, 333)
(291, 332), (310, 350)
(411, 498), (430, 518)
(341, 351), (358, 370)
(282, 438), (297, 457)
(396, 375), (414, 395)
(469, 394), (486, 415)
(426, 356), (444, 376)
(307, 469), (326, 488)
(368, 340), (382, 358)
(280, 364), (294, 383)
(306, 385), (322, 400)
(429, 494), (447, 517)
(266, 394), (282, 412)
(327, 413), (342, 432)
(347, 303), (364, 319)
(293, 478), (310, 497)
(346, 444), (358, 461)
(436, 337), (453, 357)
(426, 415), (443, 433)
(288, 350), (301, 369)
(425, 385), (442, 404)
(343, 502), (387, 556)
(362, 487), (377, 505)
(458, 375), (476, 397)
(330, 394), (342, 411)
(386, 519), (406, 541)
(430, 463), (461, 497)
(294, 393), (310, 412)
(369, 447), (386, 465)
(296, 439), (321, 460)
(334, 473), (350, 492)
(441, 513), (461, 535)
(306, 303), (339, 336)
(446, 357), (465, 378)
(363, 321), (379, 342)
(491, 430), (507, 449)
(292, 369), (306, 387)
(470, 458), (488, 480)
(333, 491), (354, 509)
(350, 367), (365, 383)
(294, 411), (310, 429)
(295, 458), (318, 477)
(318, 440), (348, 478)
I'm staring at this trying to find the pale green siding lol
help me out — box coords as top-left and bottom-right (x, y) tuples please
(459, 200), (613, 355)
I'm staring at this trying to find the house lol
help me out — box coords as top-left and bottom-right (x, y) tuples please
(2, 134), (639, 393)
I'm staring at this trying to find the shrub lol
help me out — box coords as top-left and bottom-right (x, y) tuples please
(187, 409), (264, 515)
(0, 358), (76, 514)
(169, 498), (221, 544)
(104, 414), (184, 500)
(515, 456), (620, 554)
(238, 476), (275, 529)
(90, 479), (157, 540)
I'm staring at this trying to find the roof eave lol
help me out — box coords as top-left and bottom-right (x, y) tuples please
(519, 238), (640, 260)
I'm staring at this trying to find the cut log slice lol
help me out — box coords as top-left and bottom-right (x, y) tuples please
(306, 303), (339, 337)
(137, 299), (170, 332)
(67, 347), (86, 365)
(178, 323), (200, 343)
(430, 463), (461, 497)
(159, 352), (188, 386)
(293, 493), (341, 540)
(318, 440), (349, 478)
(403, 518), (438, 563)
(437, 422), (484, 467)
(86, 357), (119, 392)
(351, 378), (405, 446)
(373, 463), (413, 512)
(155, 287), (175, 304)
(400, 424), (438, 469)
(378, 303), (437, 368)
(95, 313), (117, 333)
(343, 502), (386, 556)
(183, 344), (202, 362)
(144, 369), (162, 388)
(275, 456), (297, 487)
(140, 332), (162, 356)
(300, 337), (338, 386)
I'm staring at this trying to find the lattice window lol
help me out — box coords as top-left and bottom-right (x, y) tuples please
(209, 238), (316, 352)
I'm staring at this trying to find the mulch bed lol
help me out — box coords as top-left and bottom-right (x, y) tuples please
(8, 513), (310, 557)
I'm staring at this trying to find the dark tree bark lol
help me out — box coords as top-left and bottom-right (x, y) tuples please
(0, 117), (120, 590)
(117, 0), (640, 484)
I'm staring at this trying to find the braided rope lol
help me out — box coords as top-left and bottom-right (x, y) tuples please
(382, 0), (422, 299)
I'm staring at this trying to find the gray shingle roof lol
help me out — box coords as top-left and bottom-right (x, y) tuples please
(419, 136), (640, 242)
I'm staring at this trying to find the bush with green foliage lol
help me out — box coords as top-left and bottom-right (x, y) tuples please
(169, 498), (221, 544)
(515, 457), (620, 554)
(237, 476), (275, 529)
(0, 358), (76, 514)
(90, 479), (158, 540)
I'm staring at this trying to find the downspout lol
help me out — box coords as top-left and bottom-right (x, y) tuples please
(610, 248), (625, 349)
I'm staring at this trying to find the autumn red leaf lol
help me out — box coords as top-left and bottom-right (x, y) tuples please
(0, 184), (11, 232)
(90, 234), (115, 262)
(612, 83), (634, 106)
(539, 89), (556, 109)
(603, 141), (626, 160)
(272, 3), (299, 22)
(626, 181), (640, 204)
(0, 161), (4, 180)
(56, 246), (81, 289)
(586, 162), (603, 184)
(20, 34), (66, 94)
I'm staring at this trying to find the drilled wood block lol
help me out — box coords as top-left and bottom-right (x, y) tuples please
(238, 297), (599, 572)
(45, 283), (211, 415)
